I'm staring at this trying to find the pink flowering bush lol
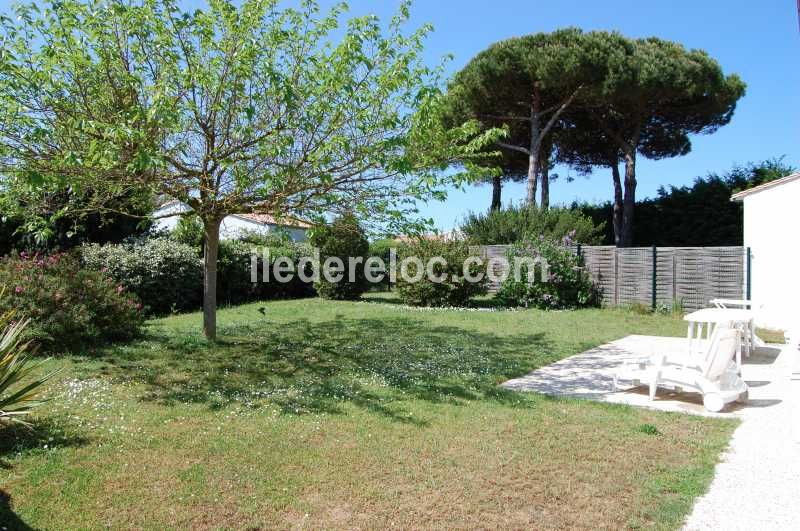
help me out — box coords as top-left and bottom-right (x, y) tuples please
(495, 236), (601, 310)
(0, 252), (143, 353)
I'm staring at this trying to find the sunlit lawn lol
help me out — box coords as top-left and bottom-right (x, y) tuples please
(0, 294), (735, 529)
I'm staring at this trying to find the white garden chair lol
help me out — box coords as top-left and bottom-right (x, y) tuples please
(614, 325), (748, 412)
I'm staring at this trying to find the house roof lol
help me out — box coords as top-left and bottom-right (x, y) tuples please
(730, 172), (800, 201)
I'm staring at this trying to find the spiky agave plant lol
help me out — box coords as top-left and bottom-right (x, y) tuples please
(0, 308), (58, 426)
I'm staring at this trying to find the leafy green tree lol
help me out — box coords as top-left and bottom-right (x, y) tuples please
(447, 29), (623, 206)
(564, 36), (745, 246)
(0, 0), (495, 338)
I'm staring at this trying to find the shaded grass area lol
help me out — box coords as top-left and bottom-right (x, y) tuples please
(0, 295), (735, 529)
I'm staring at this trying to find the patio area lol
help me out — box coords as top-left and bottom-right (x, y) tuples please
(502, 335), (789, 417)
(503, 335), (800, 529)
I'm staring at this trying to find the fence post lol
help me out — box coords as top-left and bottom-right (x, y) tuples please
(576, 243), (583, 265)
(746, 246), (752, 300)
(614, 248), (619, 306)
(651, 245), (657, 311)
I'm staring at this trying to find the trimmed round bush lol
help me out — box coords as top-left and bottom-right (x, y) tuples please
(0, 252), (143, 352)
(310, 214), (369, 300)
(494, 237), (600, 309)
(81, 238), (203, 314)
(395, 239), (487, 307)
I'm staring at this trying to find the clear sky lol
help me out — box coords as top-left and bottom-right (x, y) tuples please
(301, 0), (799, 231)
(94, 1), (800, 230)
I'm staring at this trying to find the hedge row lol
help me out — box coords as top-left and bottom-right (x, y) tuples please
(81, 237), (314, 315)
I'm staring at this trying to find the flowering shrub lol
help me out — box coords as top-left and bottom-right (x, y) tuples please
(395, 239), (487, 307)
(0, 252), (143, 352)
(494, 236), (600, 309)
(81, 238), (203, 314)
(83, 236), (315, 314)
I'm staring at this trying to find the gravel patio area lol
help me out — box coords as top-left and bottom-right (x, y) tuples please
(502, 335), (800, 528)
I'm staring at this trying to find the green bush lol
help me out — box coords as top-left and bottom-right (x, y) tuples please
(460, 204), (605, 245)
(367, 238), (401, 291)
(170, 214), (205, 248)
(218, 239), (315, 305)
(495, 237), (600, 309)
(0, 252), (143, 352)
(310, 214), (369, 300)
(81, 238), (203, 314)
(395, 239), (487, 307)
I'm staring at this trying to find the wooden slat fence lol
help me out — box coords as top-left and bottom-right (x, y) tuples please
(475, 245), (747, 311)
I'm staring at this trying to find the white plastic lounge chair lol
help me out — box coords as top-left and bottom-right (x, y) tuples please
(614, 326), (748, 412)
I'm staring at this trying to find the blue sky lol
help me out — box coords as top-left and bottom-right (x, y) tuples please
(302, 0), (799, 230)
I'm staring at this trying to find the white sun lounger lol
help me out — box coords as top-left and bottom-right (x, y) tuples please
(614, 326), (748, 412)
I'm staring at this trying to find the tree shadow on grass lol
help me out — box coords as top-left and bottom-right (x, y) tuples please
(0, 419), (89, 467)
(89, 316), (553, 423)
(0, 419), (89, 530)
(0, 489), (36, 531)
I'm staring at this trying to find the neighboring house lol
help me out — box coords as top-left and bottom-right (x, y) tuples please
(731, 172), (800, 330)
(394, 229), (463, 243)
(152, 200), (311, 242)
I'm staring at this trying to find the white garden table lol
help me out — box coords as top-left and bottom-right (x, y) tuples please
(684, 308), (756, 371)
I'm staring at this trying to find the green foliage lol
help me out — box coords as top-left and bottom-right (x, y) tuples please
(395, 239), (487, 307)
(235, 229), (296, 249)
(217, 239), (314, 306)
(0, 186), (154, 254)
(637, 424), (661, 436)
(495, 238), (599, 309)
(0, 304), (58, 426)
(170, 215), (205, 250)
(0, 253), (143, 352)
(461, 204), (605, 245)
(81, 238), (203, 315)
(82, 236), (315, 314)
(367, 238), (402, 291)
(311, 215), (370, 300)
(577, 159), (795, 246)
(0, 0), (501, 338)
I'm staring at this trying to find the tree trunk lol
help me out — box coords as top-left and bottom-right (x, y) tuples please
(540, 156), (550, 210)
(621, 151), (637, 247)
(526, 91), (542, 206)
(490, 174), (502, 211)
(611, 161), (623, 247)
(202, 216), (222, 340)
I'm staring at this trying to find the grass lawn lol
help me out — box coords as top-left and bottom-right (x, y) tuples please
(0, 294), (736, 529)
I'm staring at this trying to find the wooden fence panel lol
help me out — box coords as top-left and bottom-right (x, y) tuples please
(475, 245), (746, 310)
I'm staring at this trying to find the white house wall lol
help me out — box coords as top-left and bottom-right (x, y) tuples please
(743, 179), (800, 330)
(152, 203), (307, 242)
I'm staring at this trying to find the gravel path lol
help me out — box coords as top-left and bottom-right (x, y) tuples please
(683, 342), (800, 530)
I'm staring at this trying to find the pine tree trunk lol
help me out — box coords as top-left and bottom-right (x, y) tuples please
(526, 91), (542, 206)
(540, 156), (550, 210)
(490, 175), (502, 211)
(621, 152), (637, 247)
(202, 216), (222, 340)
(611, 162), (623, 247)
